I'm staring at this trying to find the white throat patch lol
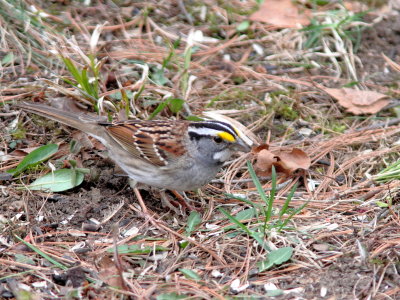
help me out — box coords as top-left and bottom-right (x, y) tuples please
(213, 149), (232, 162)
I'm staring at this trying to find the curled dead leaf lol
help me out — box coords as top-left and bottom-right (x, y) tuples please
(255, 149), (277, 177)
(253, 144), (310, 177)
(323, 87), (389, 115)
(252, 144), (269, 153)
(97, 256), (124, 288)
(275, 148), (311, 175)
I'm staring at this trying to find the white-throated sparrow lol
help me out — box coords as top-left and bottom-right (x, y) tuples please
(18, 103), (253, 191)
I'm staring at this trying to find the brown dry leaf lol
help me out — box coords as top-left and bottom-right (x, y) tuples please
(323, 87), (389, 115)
(97, 256), (124, 288)
(253, 145), (310, 177)
(254, 149), (277, 177)
(249, 0), (310, 28)
(275, 148), (311, 175)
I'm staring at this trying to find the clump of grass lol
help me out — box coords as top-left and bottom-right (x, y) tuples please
(263, 92), (299, 121)
(302, 6), (367, 51)
(373, 159), (400, 183)
(0, 0), (62, 68)
(300, 4), (368, 81)
(220, 162), (308, 271)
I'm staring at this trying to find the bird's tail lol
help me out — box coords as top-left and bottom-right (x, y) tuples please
(17, 102), (106, 139)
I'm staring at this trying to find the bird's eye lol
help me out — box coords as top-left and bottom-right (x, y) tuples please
(213, 136), (223, 144)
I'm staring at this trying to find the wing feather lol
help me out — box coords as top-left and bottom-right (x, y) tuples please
(104, 121), (188, 167)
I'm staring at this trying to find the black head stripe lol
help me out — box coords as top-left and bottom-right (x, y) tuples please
(189, 121), (237, 137)
(188, 131), (202, 141)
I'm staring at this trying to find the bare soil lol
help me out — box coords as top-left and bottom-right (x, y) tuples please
(1, 1), (399, 299)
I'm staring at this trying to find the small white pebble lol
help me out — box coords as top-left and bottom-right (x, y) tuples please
(68, 230), (86, 237)
(299, 127), (313, 137)
(264, 282), (278, 291)
(70, 241), (86, 252)
(223, 54), (231, 62)
(320, 286), (328, 297)
(230, 279), (249, 292)
(18, 283), (31, 291)
(89, 218), (100, 225)
(123, 226), (139, 237)
(307, 179), (320, 191)
(326, 223), (339, 231)
(283, 287), (305, 294)
(211, 270), (224, 278)
(155, 35), (163, 44)
(35, 215), (44, 222)
(205, 223), (220, 230)
(148, 252), (168, 262)
(252, 43), (264, 56)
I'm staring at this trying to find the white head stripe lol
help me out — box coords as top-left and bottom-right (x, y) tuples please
(201, 121), (236, 136)
(188, 127), (228, 137)
(188, 121), (237, 137)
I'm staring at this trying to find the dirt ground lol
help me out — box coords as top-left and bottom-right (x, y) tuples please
(1, 1), (400, 299)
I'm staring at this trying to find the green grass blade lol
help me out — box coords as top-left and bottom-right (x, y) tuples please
(246, 161), (269, 206)
(266, 166), (277, 222)
(61, 56), (82, 83)
(277, 200), (309, 231)
(225, 193), (261, 217)
(149, 99), (169, 119)
(219, 207), (269, 251)
(14, 235), (67, 270)
(279, 183), (297, 219)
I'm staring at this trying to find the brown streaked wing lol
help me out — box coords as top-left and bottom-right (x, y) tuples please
(105, 121), (188, 167)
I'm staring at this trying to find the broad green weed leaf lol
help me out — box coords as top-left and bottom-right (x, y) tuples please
(179, 269), (201, 281)
(178, 240), (189, 249)
(14, 253), (35, 265)
(168, 98), (184, 113)
(258, 247), (293, 272)
(224, 208), (256, 231)
(151, 68), (169, 86)
(110, 90), (134, 100)
(28, 169), (84, 192)
(2, 53), (14, 65)
(268, 247), (293, 264)
(237, 20), (250, 32)
(235, 208), (256, 221)
(376, 201), (389, 208)
(156, 293), (186, 300)
(266, 289), (284, 297)
(8, 144), (58, 176)
(185, 211), (201, 235)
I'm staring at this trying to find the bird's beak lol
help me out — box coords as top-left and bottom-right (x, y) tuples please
(234, 137), (253, 153)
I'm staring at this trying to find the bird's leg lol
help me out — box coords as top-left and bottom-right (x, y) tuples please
(171, 190), (202, 212)
(130, 178), (200, 214)
(159, 190), (185, 215)
(128, 178), (137, 189)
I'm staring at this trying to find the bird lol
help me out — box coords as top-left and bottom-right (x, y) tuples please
(18, 103), (253, 193)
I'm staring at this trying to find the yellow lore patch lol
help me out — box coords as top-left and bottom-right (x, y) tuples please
(218, 131), (236, 142)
